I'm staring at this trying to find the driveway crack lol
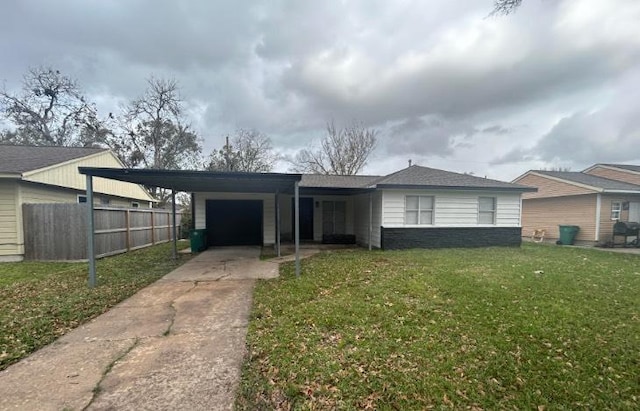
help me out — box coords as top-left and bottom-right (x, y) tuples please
(83, 338), (139, 410)
(163, 281), (197, 336)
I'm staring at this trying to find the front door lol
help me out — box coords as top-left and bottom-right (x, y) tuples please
(292, 197), (314, 240)
(629, 202), (640, 222)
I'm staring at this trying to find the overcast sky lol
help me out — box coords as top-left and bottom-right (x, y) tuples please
(1, 0), (639, 180)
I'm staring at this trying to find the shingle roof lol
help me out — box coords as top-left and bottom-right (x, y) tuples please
(371, 165), (533, 190)
(0, 145), (107, 174)
(300, 174), (380, 188)
(599, 164), (640, 173)
(534, 170), (640, 191)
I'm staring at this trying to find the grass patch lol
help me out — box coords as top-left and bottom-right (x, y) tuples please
(238, 244), (640, 410)
(0, 241), (191, 371)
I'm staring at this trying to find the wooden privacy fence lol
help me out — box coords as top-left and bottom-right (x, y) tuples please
(23, 203), (182, 261)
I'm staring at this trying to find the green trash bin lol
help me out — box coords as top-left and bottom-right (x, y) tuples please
(190, 229), (207, 252)
(558, 225), (580, 245)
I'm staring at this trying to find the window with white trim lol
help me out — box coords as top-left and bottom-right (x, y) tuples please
(131, 202), (140, 208)
(405, 195), (434, 225)
(478, 197), (496, 224)
(77, 195), (87, 203)
(611, 202), (621, 220)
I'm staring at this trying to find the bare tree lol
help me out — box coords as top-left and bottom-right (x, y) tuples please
(491, 0), (523, 15)
(291, 121), (377, 175)
(0, 66), (99, 146)
(111, 76), (201, 170)
(109, 76), (202, 205)
(207, 129), (279, 172)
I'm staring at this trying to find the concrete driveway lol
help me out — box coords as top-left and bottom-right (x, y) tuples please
(0, 246), (280, 411)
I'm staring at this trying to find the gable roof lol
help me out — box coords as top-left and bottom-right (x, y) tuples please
(369, 165), (534, 191)
(590, 164), (640, 173)
(523, 170), (640, 192)
(0, 145), (107, 174)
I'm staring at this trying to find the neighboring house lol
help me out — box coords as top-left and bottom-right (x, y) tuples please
(583, 163), (640, 186)
(191, 165), (535, 250)
(513, 169), (640, 245)
(0, 145), (156, 261)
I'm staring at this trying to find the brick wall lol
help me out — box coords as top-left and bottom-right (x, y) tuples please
(380, 227), (522, 250)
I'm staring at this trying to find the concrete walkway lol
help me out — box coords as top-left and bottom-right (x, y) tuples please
(0, 247), (281, 411)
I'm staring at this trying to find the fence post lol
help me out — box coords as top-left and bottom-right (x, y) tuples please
(86, 175), (97, 288)
(171, 190), (177, 260)
(151, 209), (155, 245)
(125, 209), (131, 251)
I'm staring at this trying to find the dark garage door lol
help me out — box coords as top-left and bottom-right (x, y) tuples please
(205, 200), (263, 246)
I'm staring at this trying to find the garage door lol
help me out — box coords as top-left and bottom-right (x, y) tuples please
(205, 200), (263, 246)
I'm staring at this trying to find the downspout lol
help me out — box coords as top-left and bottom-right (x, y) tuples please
(171, 189), (177, 260)
(190, 193), (195, 230)
(368, 192), (373, 251)
(275, 190), (281, 257)
(294, 181), (300, 277)
(86, 174), (96, 288)
(595, 193), (602, 243)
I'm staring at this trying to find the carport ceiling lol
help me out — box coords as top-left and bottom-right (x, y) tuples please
(79, 167), (302, 193)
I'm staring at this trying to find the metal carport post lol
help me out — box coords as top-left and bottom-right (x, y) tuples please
(81, 167), (303, 286)
(86, 174), (97, 288)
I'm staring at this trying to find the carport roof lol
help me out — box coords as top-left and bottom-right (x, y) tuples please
(78, 167), (302, 194)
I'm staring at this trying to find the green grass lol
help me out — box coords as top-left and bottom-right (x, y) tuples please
(0, 241), (191, 371)
(237, 244), (640, 410)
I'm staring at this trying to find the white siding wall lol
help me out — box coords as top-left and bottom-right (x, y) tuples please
(194, 192), (276, 245)
(353, 192), (382, 248)
(381, 190), (521, 228)
(0, 180), (21, 260)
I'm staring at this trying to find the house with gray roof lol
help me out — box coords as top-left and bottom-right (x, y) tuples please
(513, 168), (640, 245)
(185, 164), (534, 250)
(0, 145), (156, 261)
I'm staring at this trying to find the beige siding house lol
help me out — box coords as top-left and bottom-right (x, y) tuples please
(0, 145), (156, 261)
(584, 164), (640, 186)
(513, 169), (640, 245)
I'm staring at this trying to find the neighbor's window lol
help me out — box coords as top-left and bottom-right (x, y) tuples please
(131, 202), (140, 208)
(478, 197), (496, 224)
(77, 195), (87, 203)
(405, 196), (434, 225)
(611, 202), (622, 220)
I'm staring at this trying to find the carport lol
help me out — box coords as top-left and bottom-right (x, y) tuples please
(78, 168), (303, 287)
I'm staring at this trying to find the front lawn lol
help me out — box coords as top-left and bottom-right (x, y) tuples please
(0, 241), (191, 371)
(238, 244), (640, 410)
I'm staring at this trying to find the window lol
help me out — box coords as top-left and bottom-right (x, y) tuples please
(478, 197), (496, 224)
(611, 202), (621, 220)
(131, 202), (140, 208)
(77, 195), (87, 203)
(100, 198), (110, 206)
(405, 196), (434, 225)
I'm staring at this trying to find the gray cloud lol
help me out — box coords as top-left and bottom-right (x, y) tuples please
(1, 0), (639, 179)
(493, 68), (640, 168)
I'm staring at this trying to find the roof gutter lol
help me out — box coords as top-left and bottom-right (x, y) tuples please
(601, 189), (640, 194)
(0, 173), (22, 179)
(374, 184), (537, 192)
